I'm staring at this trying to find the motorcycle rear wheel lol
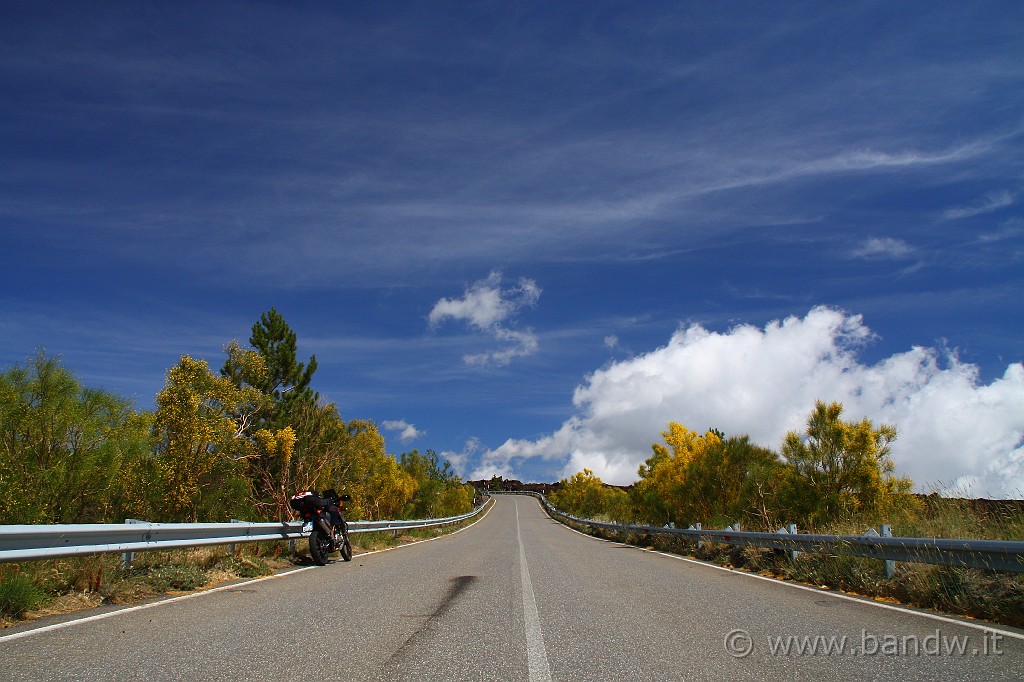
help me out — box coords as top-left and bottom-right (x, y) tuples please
(309, 529), (332, 566)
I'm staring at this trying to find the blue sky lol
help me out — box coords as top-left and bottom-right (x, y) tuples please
(3, 2), (1023, 495)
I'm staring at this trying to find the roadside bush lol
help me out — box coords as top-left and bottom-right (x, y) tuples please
(0, 573), (46, 618)
(0, 353), (153, 525)
(550, 469), (631, 521)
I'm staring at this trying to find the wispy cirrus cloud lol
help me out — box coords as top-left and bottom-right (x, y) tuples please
(851, 237), (915, 260)
(943, 190), (1015, 220)
(429, 271), (541, 366)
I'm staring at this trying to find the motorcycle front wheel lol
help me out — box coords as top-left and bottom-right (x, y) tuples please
(309, 529), (332, 566)
(340, 538), (353, 562)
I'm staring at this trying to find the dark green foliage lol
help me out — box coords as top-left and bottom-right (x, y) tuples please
(627, 430), (785, 529)
(0, 352), (153, 524)
(223, 307), (318, 429)
(678, 435), (784, 526)
(189, 470), (256, 524)
(400, 449), (474, 518)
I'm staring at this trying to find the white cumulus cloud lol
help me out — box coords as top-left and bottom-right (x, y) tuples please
(441, 437), (485, 478)
(382, 419), (425, 443)
(429, 270), (541, 366)
(473, 307), (1024, 497)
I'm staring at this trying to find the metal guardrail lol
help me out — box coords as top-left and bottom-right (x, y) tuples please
(489, 490), (1024, 575)
(0, 502), (489, 564)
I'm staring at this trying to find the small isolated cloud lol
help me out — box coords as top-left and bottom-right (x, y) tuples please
(476, 307), (1024, 497)
(943, 190), (1015, 220)
(604, 335), (619, 349)
(429, 271), (541, 366)
(382, 419), (425, 443)
(851, 237), (914, 260)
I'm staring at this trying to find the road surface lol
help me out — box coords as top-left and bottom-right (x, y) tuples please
(1, 495), (1021, 680)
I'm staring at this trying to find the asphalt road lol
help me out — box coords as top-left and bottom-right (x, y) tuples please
(1, 495), (1022, 681)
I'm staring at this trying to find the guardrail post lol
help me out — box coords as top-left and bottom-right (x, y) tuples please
(777, 524), (799, 561)
(881, 524), (895, 578)
(121, 519), (147, 567)
(229, 519), (246, 555)
(865, 526), (896, 578)
(694, 522), (703, 548)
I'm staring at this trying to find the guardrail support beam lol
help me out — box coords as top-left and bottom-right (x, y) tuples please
(121, 518), (147, 567)
(881, 524), (896, 578)
(229, 519), (246, 555)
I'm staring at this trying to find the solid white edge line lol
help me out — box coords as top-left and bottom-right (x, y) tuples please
(0, 499), (496, 644)
(539, 500), (1024, 642)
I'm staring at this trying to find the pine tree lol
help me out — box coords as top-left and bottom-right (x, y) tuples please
(223, 307), (318, 429)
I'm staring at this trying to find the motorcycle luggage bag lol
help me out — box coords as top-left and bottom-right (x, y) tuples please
(290, 491), (323, 512)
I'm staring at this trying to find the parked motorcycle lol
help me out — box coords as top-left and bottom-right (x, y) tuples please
(290, 489), (353, 565)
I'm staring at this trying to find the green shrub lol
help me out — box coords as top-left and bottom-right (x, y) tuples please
(0, 573), (46, 618)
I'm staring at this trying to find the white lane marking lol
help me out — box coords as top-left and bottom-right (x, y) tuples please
(0, 500), (496, 644)
(516, 500), (553, 682)
(549, 512), (1024, 642)
(0, 566), (318, 643)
